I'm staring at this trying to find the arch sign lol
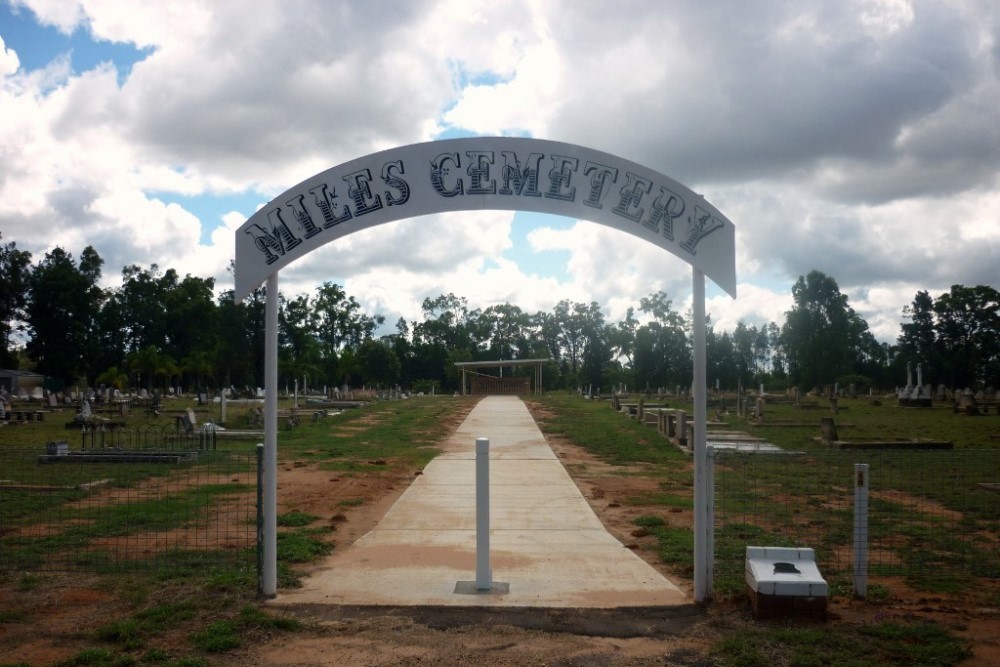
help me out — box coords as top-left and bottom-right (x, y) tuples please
(235, 137), (735, 301)
(235, 137), (736, 603)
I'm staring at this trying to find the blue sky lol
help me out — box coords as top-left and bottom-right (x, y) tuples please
(1, 0), (997, 344)
(0, 2), (147, 81)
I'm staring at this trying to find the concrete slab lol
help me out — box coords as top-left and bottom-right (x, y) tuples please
(271, 396), (687, 608)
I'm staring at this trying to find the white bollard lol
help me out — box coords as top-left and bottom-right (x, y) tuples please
(475, 437), (491, 590)
(853, 463), (869, 598)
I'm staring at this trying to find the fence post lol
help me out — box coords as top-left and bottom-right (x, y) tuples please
(853, 463), (869, 599)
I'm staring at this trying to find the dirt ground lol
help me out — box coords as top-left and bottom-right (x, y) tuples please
(2, 400), (998, 666)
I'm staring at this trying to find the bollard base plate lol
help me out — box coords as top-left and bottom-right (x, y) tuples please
(454, 581), (510, 595)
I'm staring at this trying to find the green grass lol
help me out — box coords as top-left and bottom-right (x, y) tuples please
(536, 392), (999, 600)
(278, 396), (474, 470)
(189, 605), (302, 653)
(276, 511), (319, 527)
(713, 622), (969, 667)
(632, 514), (666, 528)
(2, 392), (989, 667)
(531, 394), (685, 465)
(276, 527), (333, 563)
(2, 484), (253, 570)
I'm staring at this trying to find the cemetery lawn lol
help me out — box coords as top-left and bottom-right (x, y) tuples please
(0, 393), (996, 665)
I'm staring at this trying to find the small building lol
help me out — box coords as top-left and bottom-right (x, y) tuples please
(453, 359), (549, 396)
(0, 369), (45, 395)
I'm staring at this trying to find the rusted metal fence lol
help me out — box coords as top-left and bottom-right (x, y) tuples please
(0, 444), (258, 575)
(712, 448), (1000, 593)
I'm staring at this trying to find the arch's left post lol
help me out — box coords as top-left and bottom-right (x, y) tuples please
(262, 272), (279, 597)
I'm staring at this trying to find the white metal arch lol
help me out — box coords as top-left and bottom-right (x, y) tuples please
(235, 137), (737, 602)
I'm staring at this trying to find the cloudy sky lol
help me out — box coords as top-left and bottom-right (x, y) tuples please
(1, 0), (997, 342)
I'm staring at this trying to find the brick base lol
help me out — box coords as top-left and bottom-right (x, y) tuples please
(750, 588), (828, 620)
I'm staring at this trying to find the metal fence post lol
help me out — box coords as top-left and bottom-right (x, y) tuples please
(475, 437), (491, 590)
(853, 463), (869, 599)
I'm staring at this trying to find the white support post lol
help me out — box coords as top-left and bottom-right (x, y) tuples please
(853, 463), (869, 599)
(475, 437), (491, 590)
(262, 273), (279, 597)
(706, 443), (715, 595)
(693, 268), (711, 602)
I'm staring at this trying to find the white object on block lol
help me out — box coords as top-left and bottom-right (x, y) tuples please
(745, 546), (828, 597)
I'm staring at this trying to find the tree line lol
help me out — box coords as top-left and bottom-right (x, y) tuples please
(1, 233), (997, 394)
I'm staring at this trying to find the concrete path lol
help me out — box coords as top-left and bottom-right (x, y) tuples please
(271, 396), (687, 608)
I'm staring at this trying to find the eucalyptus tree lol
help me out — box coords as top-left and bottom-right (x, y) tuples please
(480, 303), (531, 362)
(24, 246), (104, 384)
(767, 321), (785, 379)
(215, 286), (266, 390)
(706, 326), (738, 391)
(412, 293), (478, 390)
(780, 270), (875, 390)
(382, 318), (416, 387)
(163, 274), (217, 374)
(103, 264), (172, 358)
(355, 338), (401, 387)
(279, 292), (323, 388)
(731, 321), (756, 384)
(549, 300), (610, 388)
(633, 292), (690, 390)
(552, 300), (587, 376)
(0, 233), (31, 368)
(414, 293), (476, 352)
(608, 306), (639, 375)
(897, 290), (936, 377)
(932, 284), (1000, 388)
(313, 282), (383, 352)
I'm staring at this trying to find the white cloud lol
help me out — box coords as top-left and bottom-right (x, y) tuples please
(0, 35), (19, 76)
(0, 0), (997, 349)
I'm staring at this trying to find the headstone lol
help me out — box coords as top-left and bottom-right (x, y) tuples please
(961, 388), (979, 415)
(820, 417), (838, 442)
(48, 393), (58, 407)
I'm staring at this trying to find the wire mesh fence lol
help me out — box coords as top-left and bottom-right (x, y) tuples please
(712, 448), (1000, 593)
(0, 443), (259, 575)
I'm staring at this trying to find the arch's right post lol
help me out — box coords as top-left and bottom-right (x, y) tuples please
(693, 268), (712, 602)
